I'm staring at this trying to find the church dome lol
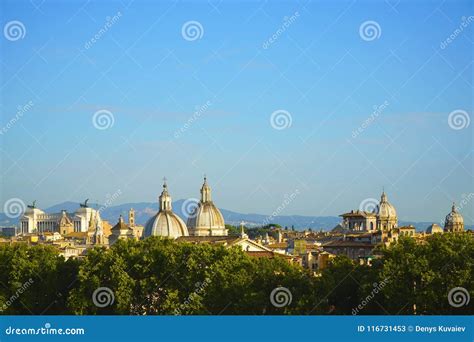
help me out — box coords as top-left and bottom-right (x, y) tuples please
(426, 223), (443, 234)
(187, 177), (227, 236)
(143, 179), (189, 239)
(445, 203), (464, 226)
(373, 191), (397, 218)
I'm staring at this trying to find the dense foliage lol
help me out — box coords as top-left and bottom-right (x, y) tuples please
(0, 233), (472, 315)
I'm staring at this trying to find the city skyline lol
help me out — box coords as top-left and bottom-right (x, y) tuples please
(3, 179), (472, 229)
(1, 0), (473, 225)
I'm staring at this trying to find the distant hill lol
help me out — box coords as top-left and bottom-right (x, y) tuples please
(0, 200), (471, 231)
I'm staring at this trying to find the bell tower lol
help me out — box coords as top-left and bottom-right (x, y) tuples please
(129, 208), (135, 227)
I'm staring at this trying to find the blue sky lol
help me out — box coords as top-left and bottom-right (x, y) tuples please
(0, 0), (472, 224)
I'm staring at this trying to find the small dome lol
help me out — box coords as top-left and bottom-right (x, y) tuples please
(373, 191), (397, 218)
(143, 179), (189, 239)
(426, 223), (443, 234)
(112, 215), (131, 232)
(445, 203), (464, 226)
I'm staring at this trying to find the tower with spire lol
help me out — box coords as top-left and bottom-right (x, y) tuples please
(128, 208), (135, 227)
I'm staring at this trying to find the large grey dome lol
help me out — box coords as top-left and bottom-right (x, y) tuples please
(187, 177), (227, 236)
(143, 180), (188, 239)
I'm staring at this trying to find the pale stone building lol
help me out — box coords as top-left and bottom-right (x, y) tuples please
(108, 215), (135, 245)
(339, 191), (398, 233)
(340, 210), (377, 232)
(19, 200), (104, 235)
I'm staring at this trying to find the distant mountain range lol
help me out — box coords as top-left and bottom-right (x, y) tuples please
(1, 200), (467, 232)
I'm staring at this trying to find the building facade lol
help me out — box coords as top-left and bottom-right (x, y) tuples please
(19, 201), (104, 235)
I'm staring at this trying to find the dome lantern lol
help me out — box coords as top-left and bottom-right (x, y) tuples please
(143, 178), (189, 239)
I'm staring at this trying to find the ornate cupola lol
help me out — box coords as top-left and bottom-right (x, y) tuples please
(373, 190), (398, 231)
(444, 202), (464, 232)
(143, 178), (189, 239)
(159, 178), (172, 211)
(200, 176), (212, 203)
(187, 176), (227, 237)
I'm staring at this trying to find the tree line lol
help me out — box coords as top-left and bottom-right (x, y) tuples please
(0, 233), (472, 315)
